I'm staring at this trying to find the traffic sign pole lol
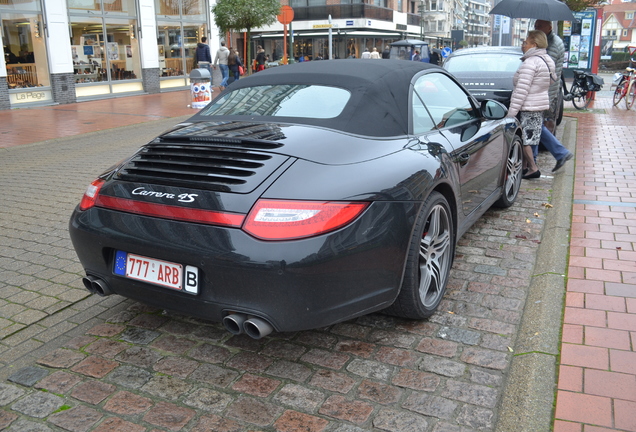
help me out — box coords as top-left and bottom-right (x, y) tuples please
(277, 6), (294, 64)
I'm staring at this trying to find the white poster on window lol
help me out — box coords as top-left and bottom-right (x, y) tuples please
(107, 42), (119, 61)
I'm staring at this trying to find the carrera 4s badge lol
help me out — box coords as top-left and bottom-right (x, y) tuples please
(132, 187), (198, 203)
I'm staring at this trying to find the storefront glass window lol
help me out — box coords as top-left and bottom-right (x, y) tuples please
(157, 23), (200, 77)
(157, 24), (182, 76)
(67, 0), (100, 12)
(70, 18), (105, 83)
(154, 0), (207, 87)
(105, 20), (140, 80)
(0, 0), (39, 12)
(3, 12), (50, 89)
(182, 25), (199, 73)
(67, 0), (136, 14)
(70, 16), (141, 85)
(155, 0), (205, 19)
(156, 0), (180, 17)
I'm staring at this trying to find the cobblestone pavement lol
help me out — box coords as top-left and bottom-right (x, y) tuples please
(0, 113), (570, 431)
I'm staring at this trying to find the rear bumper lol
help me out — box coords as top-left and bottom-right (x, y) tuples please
(69, 201), (417, 332)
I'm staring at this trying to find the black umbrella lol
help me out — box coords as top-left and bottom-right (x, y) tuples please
(489, 0), (574, 21)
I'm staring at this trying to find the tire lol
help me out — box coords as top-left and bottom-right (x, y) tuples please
(571, 84), (592, 110)
(494, 135), (523, 208)
(625, 80), (636, 110)
(386, 192), (454, 319)
(613, 82), (625, 106)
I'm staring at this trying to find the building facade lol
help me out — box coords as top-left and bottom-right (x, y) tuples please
(1, 0), (218, 110)
(245, 0), (454, 64)
(464, 0), (489, 46)
(602, 2), (636, 54)
(1, 0), (494, 110)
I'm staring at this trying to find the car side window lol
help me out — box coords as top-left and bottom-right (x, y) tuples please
(412, 73), (477, 131)
(412, 90), (436, 134)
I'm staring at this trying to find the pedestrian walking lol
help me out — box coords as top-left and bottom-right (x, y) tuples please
(227, 49), (243, 83)
(361, 48), (371, 59)
(213, 41), (230, 90)
(370, 47), (381, 59)
(534, 19), (573, 172)
(382, 45), (390, 59)
(194, 37), (212, 75)
(507, 30), (556, 180)
(255, 46), (266, 71)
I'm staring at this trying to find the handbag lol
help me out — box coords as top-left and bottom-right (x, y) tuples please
(239, 65), (244, 76)
(197, 61), (210, 69)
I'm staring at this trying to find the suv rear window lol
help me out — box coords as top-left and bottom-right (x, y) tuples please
(200, 85), (350, 119)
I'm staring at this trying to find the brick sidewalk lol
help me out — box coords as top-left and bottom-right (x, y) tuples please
(0, 90), (194, 148)
(554, 92), (636, 432)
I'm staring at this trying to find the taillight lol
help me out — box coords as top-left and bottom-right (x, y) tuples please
(79, 179), (105, 211)
(243, 199), (369, 241)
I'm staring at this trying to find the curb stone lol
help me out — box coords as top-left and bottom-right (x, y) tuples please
(495, 117), (576, 432)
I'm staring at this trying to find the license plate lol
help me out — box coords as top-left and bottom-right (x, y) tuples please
(114, 251), (198, 294)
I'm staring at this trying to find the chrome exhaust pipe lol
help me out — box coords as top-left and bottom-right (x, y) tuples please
(222, 313), (247, 335)
(243, 317), (273, 340)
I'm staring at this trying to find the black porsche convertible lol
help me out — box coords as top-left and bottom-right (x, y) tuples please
(69, 60), (523, 339)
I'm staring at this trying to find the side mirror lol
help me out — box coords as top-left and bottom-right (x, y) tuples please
(481, 99), (507, 120)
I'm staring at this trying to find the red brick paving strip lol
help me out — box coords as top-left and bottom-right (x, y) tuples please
(554, 95), (636, 431)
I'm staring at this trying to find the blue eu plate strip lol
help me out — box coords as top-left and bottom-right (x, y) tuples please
(114, 250), (127, 276)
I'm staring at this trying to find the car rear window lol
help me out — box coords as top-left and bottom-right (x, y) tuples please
(445, 53), (522, 73)
(199, 85), (351, 119)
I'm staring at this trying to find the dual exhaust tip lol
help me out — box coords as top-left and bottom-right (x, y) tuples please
(82, 275), (113, 296)
(82, 276), (273, 339)
(223, 313), (273, 339)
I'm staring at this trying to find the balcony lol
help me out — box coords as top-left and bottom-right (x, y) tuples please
(291, 4), (394, 23)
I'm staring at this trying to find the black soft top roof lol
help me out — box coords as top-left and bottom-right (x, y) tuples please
(197, 60), (442, 137)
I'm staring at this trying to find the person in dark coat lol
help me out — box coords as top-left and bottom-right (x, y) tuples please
(227, 49), (243, 82)
(429, 49), (440, 65)
(255, 46), (266, 72)
(382, 45), (390, 59)
(194, 37), (212, 74)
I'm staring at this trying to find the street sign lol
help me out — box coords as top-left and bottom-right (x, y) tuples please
(630, 46), (636, 56)
(277, 5), (294, 25)
(442, 47), (452, 58)
(313, 24), (333, 28)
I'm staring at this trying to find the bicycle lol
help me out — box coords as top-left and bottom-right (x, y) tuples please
(612, 61), (636, 109)
(563, 69), (604, 110)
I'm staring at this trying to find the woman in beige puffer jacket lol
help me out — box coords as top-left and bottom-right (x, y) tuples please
(507, 30), (556, 179)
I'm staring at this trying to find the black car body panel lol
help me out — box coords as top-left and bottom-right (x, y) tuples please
(70, 200), (418, 332)
(443, 46), (523, 107)
(69, 60), (521, 334)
